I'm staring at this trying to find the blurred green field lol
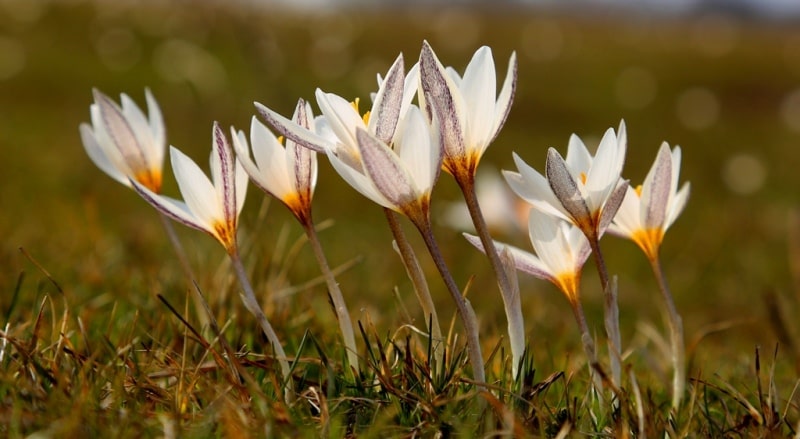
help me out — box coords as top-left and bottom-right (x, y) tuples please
(2, 0), (800, 435)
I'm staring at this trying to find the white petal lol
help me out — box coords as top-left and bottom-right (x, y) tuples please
(460, 46), (496, 149)
(584, 127), (622, 210)
(419, 41), (467, 160)
(463, 233), (554, 282)
(170, 146), (219, 228)
(255, 101), (334, 153)
(489, 51), (517, 146)
(395, 106), (440, 194)
(564, 134), (592, 177)
(315, 89), (363, 152)
(607, 186), (641, 238)
(145, 88), (166, 166)
(665, 182), (690, 230)
(641, 143), (672, 230)
(357, 128), (417, 208)
(369, 53), (404, 144)
(326, 149), (392, 209)
(131, 180), (209, 234)
(546, 148), (591, 224)
(250, 117), (294, 198)
(80, 123), (129, 187)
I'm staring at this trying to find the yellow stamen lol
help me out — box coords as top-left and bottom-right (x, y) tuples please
(350, 98), (370, 125)
(580, 172), (587, 185)
(635, 184), (643, 197)
(277, 135), (285, 145)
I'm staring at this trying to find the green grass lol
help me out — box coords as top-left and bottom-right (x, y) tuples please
(2, 0), (800, 436)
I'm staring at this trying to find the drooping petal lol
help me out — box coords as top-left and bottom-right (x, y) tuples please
(503, 153), (569, 221)
(132, 180), (210, 233)
(255, 101), (335, 153)
(463, 233), (554, 282)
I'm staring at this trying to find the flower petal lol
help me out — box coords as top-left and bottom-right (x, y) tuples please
(489, 51), (517, 145)
(641, 143), (672, 230)
(326, 148), (392, 209)
(419, 40), (466, 160)
(369, 53), (405, 144)
(255, 101), (334, 153)
(460, 46), (496, 148)
(80, 123), (129, 187)
(170, 146), (219, 228)
(356, 128), (416, 209)
(131, 179), (209, 234)
(546, 148), (591, 226)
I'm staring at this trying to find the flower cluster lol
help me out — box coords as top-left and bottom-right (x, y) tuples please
(80, 41), (689, 403)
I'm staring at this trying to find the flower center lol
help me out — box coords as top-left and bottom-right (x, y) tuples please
(350, 98), (371, 125)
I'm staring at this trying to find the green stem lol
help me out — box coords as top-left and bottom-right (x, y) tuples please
(301, 218), (360, 372)
(384, 208), (444, 367)
(457, 175), (525, 378)
(649, 252), (685, 411)
(588, 236), (622, 390)
(229, 250), (293, 399)
(412, 216), (485, 386)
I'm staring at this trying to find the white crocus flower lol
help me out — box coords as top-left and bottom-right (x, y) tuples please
(418, 40), (517, 180)
(609, 142), (690, 259)
(232, 100), (317, 224)
(609, 142), (690, 410)
(327, 105), (442, 223)
(466, 210), (591, 306)
(465, 210), (599, 376)
(132, 122), (247, 254)
(80, 88), (166, 192)
(255, 53), (418, 167)
(504, 122), (629, 241)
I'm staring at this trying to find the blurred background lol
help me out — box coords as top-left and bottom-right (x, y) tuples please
(2, 0), (800, 378)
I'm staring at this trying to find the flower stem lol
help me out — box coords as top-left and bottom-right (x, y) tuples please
(384, 208), (444, 367)
(157, 212), (210, 328)
(457, 176), (525, 378)
(569, 298), (601, 392)
(412, 216), (485, 386)
(588, 236), (622, 390)
(228, 250), (293, 399)
(301, 218), (360, 372)
(649, 252), (685, 411)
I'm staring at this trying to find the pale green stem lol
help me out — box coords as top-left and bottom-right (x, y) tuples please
(649, 252), (685, 411)
(157, 212), (210, 328)
(588, 236), (622, 390)
(228, 250), (293, 399)
(411, 216), (485, 386)
(457, 175), (525, 378)
(384, 208), (444, 368)
(569, 299), (603, 394)
(301, 218), (359, 372)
